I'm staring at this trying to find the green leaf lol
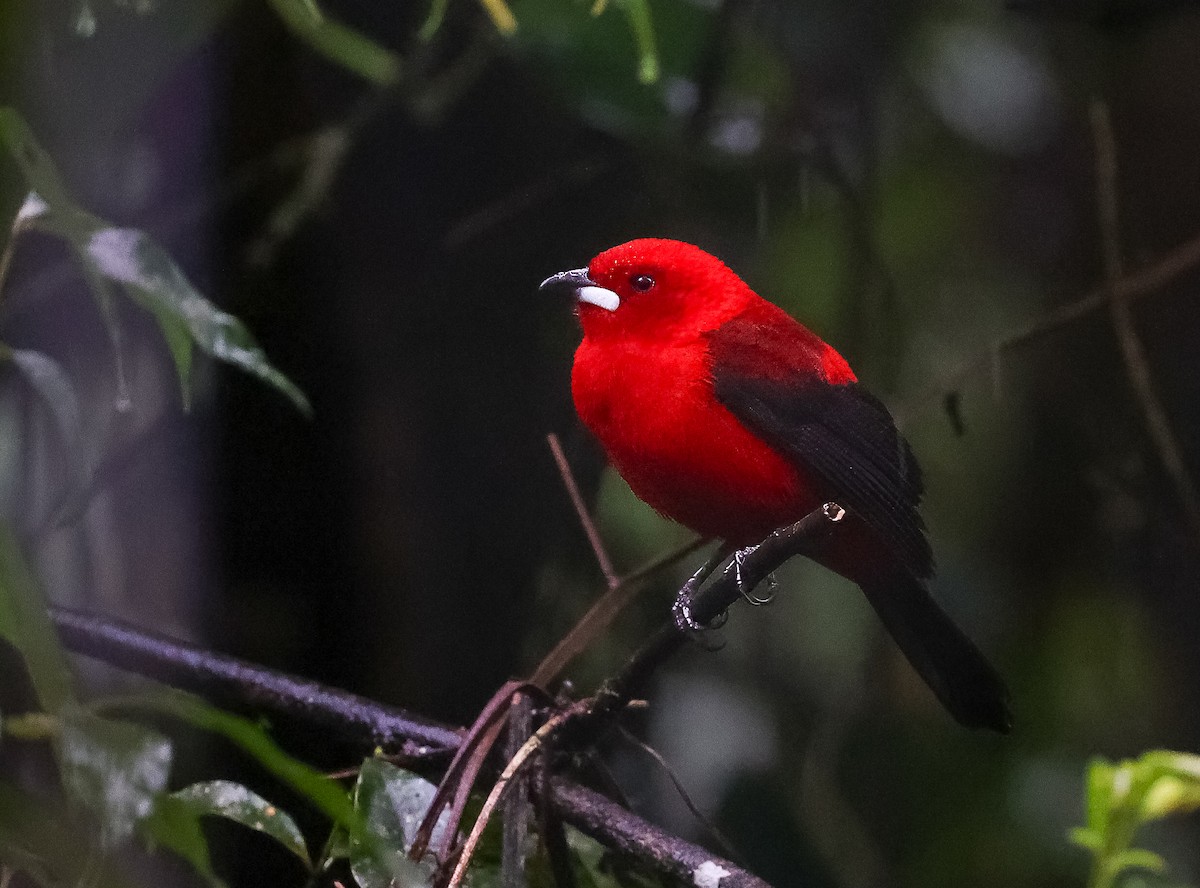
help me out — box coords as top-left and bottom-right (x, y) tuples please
(59, 707), (172, 847)
(0, 108), (309, 416)
(0, 109), (74, 209)
(141, 794), (225, 888)
(0, 112), (131, 405)
(0, 522), (73, 713)
(476, 0), (517, 34)
(350, 757), (439, 888)
(1145, 750), (1200, 781)
(265, 0), (401, 84)
(418, 0), (450, 41)
(97, 691), (358, 835)
(172, 780), (311, 869)
(1110, 848), (1167, 876)
(83, 227), (311, 416)
(1070, 827), (1101, 852)
(613, 0), (659, 84)
(1140, 774), (1200, 822)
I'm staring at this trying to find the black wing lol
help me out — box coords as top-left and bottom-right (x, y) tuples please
(711, 354), (933, 580)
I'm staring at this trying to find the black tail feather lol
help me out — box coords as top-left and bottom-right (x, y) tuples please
(858, 571), (1012, 733)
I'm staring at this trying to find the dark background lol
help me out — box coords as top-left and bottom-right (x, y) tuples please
(4, 0), (1200, 885)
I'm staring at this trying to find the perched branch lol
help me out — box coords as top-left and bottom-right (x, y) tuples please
(50, 606), (772, 888)
(564, 503), (845, 738)
(1090, 100), (1200, 544)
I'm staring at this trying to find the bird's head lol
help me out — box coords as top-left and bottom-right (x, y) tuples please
(539, 239), (756, 343)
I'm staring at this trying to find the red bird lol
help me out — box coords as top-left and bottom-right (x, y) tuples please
(541, 238), (1010, 732)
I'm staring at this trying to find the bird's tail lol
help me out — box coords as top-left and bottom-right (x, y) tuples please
(857, 569), (1012, 732)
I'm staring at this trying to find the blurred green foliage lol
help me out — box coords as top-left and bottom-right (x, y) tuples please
(1073, 750), (1200, 888)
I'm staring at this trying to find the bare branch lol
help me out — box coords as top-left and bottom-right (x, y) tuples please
(529, 535), (706, 688)
(897, 225), (1200, 430)
(547, 433), (619, 588)
(618, 725), (741, 862)
(50, 606), (772, 888)
(448, 713), (566, 888)
(1090, 100), (1200, 543)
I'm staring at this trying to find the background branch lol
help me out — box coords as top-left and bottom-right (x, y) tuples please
(898, 224), (1200, 430)
(1090, 99), (1200, 544)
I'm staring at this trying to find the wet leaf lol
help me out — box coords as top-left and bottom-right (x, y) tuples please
(98, 691), (357, 835)
(173, 780), (311, 869)
(84, 227), (311, 415)
(59, 707), (172, 847)
(0, 522), (73, 713)
(0, 108), (309, 416)
(350, 757), (441, 888)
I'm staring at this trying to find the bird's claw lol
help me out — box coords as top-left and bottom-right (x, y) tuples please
(734, 544), (776, 606)
(672, 592), (728, 648)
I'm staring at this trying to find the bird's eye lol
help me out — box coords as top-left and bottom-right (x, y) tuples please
(630, 274), (655, 293)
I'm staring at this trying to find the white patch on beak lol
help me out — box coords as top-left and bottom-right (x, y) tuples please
(577, 285), (620, 312)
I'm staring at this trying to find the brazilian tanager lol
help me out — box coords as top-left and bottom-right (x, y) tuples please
(541, 238), (1010, 732)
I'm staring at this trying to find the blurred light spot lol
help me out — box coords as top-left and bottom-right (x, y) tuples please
(17, 192), (48, 224)
(708, 109), (763, 156)
(73, 1), (97, 36)
(663, 77), (700, 117)
(916, 23), (1059, 155)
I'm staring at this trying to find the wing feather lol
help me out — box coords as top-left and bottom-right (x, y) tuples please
(707, 315), (933, 579)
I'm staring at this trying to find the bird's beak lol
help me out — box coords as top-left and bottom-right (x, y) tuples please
(538, 267), (620, 312)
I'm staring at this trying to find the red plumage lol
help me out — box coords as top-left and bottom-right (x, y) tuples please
(545, 238), (1010, 731)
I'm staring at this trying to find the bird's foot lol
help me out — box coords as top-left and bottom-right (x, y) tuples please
(733, 545), (777, 606)
(671, 593), (728, 649)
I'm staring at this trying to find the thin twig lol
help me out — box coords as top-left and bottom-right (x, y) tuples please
(547, 433), (618, 588)
(447, 714), (567, 888)
(501, 694), (534, 888)
(410, 680), (539, 862)
(1090, 99), (1200, 543)
(617, 726), (742, 863)
(896, 225), (1200, 429)
(529, 535), (707, 688)
(535, 775), (577, 888)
